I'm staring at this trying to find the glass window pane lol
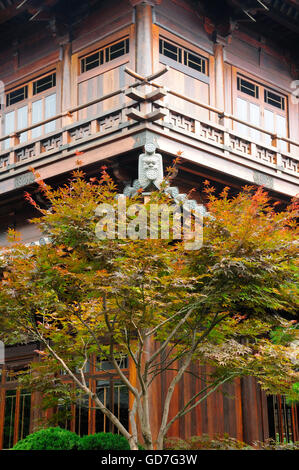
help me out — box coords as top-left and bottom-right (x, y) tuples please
(264, 89), (285, 110)
(4, 111), (14, 150)
(264, 109), (274, 147)
(108, 40), (128, 61)
(236, 97), (248, 137)
(33, 73), (56, 95)
(17, 105), (28, 144)
(45, 94), (56, 134)
(249, 102), (260, 142)
(96, 380), (110, 433)
(276, 115), (287, 152)
(3, 390), (17, 449)
(184, 51), (205, 74)
(237, 77), (259, 98)
(113, 383), (128, 431)
(6, 86), (28, 107)
(81, 52), (100, 73)
(18, 391), (31, 441)
(32, 99), (43, 138)
(160, 39), (181, 62)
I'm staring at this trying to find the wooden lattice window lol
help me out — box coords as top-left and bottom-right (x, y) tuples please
(159, 37), (208, 75)
(80, 37), (129, 74)
(2, 71), (57, 150)
(235, 73), (288, 151)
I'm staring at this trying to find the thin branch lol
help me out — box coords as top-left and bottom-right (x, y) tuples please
(146, 307), (195, 367)
(145, 311), (184, 337)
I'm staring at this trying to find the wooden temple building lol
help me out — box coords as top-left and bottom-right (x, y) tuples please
(0, 0), (298, 448)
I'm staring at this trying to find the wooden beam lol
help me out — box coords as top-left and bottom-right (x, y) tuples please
(263, 8), (299, 35)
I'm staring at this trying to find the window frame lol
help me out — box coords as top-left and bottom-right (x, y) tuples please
(59, 354), (129, 436)
(77, 34), (131, 84)
(1, 69), (58, 150)
(158, 30), (210, 85)
(233, 68), (289, 149)
(0, 363), (33, 449)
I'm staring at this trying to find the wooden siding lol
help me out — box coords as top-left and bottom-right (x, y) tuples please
(154, 0), (213, 55)
(156, 28), (212, 122)
(143, 342), (266, 445)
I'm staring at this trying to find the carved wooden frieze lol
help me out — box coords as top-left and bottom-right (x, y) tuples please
(230, 136), (251, 154)
(169, 112), (195, 133)
(69, 123), (91, 141)
(16, 146), (36, 163)
(200, 123), (224, 144)
(282, 157), (298, 173)
(42, 134), (63, 152)
(98, 112), (122, 132)
(0, 154), (9, 170)
(256, 146), (276, 165)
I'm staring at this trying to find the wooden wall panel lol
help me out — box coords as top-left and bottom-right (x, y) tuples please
(158, 68), (210, 122)
(154, 0), (213, 55)
(78, 63), (129, 120)
(72, 0), (133, 55)
(146, 352), (269, 445)
(241, 376), (269, 444)
(225, 35), (292, 92)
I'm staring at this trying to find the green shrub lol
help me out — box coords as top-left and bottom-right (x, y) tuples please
(12, 427), (80, 450)
(164, 434), (253, 450)
(78, 432), (130, 450)
(254, 439), (299, 450)
(163, 437), (190, 450)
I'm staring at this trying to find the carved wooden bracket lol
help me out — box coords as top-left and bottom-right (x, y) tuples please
(124, 66), (168, 122)
(126, 108), (167, 122)
(125, 87), (167, 102)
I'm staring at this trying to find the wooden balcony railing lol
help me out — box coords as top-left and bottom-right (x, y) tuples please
(0, 67), (298, 185)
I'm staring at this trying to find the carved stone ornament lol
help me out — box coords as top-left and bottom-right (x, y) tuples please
(123, 144), (207, 216)
(123, 144), (163, 196)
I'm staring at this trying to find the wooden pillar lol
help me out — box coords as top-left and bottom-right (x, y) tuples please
(213, 40), (225, 112)
(133, 0), (154, 77)
(60, 38), (73, 127)
(62, 42), (72, 111)
(131, 0), (160, 118)
(30, 390), (43, 434)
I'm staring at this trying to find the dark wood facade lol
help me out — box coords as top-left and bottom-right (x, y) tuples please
(0, 0), (298, 448)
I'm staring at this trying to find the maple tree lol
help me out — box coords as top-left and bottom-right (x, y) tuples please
(0, 164), (298, 450)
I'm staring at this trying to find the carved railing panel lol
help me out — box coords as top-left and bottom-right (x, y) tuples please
(16, 145), (36, 163)
(169, 111), (195, 133)
(42, 134), (63, 152)
(165, 109), (299, 177)
(0, 81), (298, 187)
(200, 123), (224, 144)
(256, 146), (276, 165)
(69, 123), (91, 141)
(281, 156), (299, 173)
(0, 154), (9, 170)
(98, 111), (122, 132)
(230, 136), (251, 154)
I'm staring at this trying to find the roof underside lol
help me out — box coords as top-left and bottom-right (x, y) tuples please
(198, 0), (299, 67)
(0, 0), (298, 67)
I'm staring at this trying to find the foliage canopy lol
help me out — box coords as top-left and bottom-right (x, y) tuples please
(0, 164), (298, 449)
